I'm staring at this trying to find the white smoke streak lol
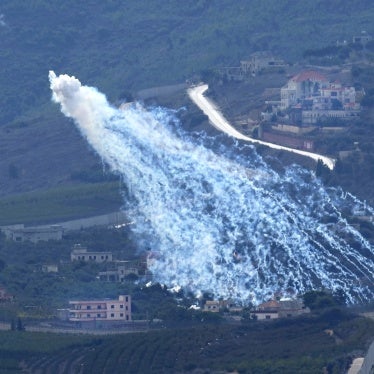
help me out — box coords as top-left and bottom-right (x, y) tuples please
(49, 71), (374, 305)
(0, 14), (6, 27)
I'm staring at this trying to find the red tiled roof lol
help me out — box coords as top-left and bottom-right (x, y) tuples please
(258, 300), (280, 310)
(292, 70), (328, 83)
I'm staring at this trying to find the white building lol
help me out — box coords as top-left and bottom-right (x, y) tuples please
(280, 70), (328, 110)
(280, 71), (360, 124)
(1, 224), (63, 243)
(70, 245), (112, 263)
(69, 295), (131, 322)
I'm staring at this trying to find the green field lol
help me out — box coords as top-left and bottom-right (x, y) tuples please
(0, 182), (123, 225)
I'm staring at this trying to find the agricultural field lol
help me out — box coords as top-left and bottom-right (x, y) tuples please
(0, 311), (373, 373)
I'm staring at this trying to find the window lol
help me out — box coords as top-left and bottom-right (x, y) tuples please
(111, 313), (114, 318)
(94, 256), (96, 260)
(265, 315), (271, 319)
(120, 305), (123, 309)
(125, 297), (128, 302)
(126, 315), (129, 321)
(126, 306), (128, 311)
(97, 314), (101, 318)
(87, 314), (91, 318)
(87, 305), (91, 310)
(101, 256), (104, 260)
(98, 305), (101, 309)
(120, 313), (123, 317)
(111, 305), (114, 309)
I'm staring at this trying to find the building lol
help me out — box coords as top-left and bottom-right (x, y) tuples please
(42, 264), (58, 273)
(250, 298), (309, 321)
(70, 244), (112, 263)
(241, 51), (286, 75)
(1, 224), (63, 243)
(280, 70), (329, 110)
(98, 260), (147, 282)
(280, 71), (360, 124)
(203, 300), (221, 312)
(352, 31), (372, 45)
(68, 295), (131, 322)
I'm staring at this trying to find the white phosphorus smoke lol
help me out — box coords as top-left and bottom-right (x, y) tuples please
(49, 71), (374, 305)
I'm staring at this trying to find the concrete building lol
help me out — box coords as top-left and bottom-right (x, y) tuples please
(70, 245), (112, 263)
(68, 295), (131, 322)
(203, 300), (222, 312)
(352, 31), (372, 45)
(42, 264), (58, 273)
(1, 224), (63, 243)
(241, 51), (286, 75)
(251, 298), (309, 320)
(280, 70), (329, 110)
(280, 70), (360, 124)
(98, 260), (147, 282)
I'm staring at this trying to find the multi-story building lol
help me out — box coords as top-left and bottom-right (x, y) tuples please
(68, 295), (131, 322)
(280, 70), (360, 124)
(280, 70), (329, 110)
(70, 244), (113, 263)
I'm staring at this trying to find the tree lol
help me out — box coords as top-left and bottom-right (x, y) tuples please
(16, 317), (24, 331)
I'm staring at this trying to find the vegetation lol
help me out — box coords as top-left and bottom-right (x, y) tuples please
(0, 311), (372, 373)
(0, 182), (122, 225)
(0, 0), (373, 125)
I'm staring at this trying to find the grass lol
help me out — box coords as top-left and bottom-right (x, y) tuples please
(0, 182), (123, 225)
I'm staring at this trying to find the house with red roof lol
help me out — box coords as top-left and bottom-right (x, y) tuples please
(280, 70), (360, 125)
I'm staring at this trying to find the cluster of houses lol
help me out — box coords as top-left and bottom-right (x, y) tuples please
(203, 297), (310, 321)
(277, 70), (360, 125)
(70, 244), (148, 281)
(256, 69), (362, 150)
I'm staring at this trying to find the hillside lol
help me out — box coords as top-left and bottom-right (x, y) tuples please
(0, 0), (373, 201)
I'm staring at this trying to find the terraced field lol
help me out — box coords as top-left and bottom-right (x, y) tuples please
(6, 312), (374, 374)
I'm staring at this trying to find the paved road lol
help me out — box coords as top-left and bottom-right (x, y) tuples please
(188, 84), (335, 170)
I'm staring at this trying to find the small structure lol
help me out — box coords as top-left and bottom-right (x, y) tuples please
(70, 244), (112, 263)
(42, 264), (59, 273)
(241, 51), (286, 75)
(1, 224), (63, 243)
(203, 300), (222, 312)
(68, 295), (131, 322)
(98, 260), (147, 282)
(352, 31), (372, 45)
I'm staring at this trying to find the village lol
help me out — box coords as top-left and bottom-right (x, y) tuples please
(0, 217), (312, 332)
(0, 30), (372, 333)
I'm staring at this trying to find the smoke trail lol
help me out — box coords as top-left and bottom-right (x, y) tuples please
(49, 71), (374, 305)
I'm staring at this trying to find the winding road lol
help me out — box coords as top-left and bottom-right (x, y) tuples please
(188, 84), (335, 170)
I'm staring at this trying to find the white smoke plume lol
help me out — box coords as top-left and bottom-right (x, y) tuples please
(49, 71), (374, 305)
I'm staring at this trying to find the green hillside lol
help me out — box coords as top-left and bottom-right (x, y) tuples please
(0, 0), (373, 123)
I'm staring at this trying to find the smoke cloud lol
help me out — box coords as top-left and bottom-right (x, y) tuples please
(49, 71), (374, 305)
